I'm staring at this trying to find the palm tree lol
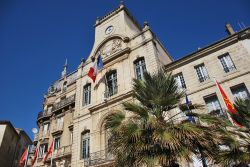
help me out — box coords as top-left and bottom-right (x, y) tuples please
(105, 70), (223, 167)
(214, 98), (250, 166)
(231, 98), (250, 128)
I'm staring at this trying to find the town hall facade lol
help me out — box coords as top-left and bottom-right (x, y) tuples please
(33, 2), (250, 167)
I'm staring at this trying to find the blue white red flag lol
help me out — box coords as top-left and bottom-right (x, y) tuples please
(88, 55), (103, 82)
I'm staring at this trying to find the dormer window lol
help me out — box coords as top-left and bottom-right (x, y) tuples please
(63, 81), (67, 92)
(134, 57), (146, 80)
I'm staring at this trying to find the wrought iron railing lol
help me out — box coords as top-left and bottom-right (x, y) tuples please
(37, 95), (75, 120)
(104, 86), (118, 98)
(37, 110), (51, 120)
(53, 95), (75, 112)
(84, 149), (114, 166)
(198, 75), (210, 83)
(223, 65), (236, 73)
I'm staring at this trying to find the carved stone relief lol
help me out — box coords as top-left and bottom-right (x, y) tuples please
(98, 38), (123, 59)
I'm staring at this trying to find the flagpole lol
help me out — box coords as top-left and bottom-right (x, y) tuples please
(24, 145), (30, 167)
(213, 78), (234, 125)
(50, 138), (54, 167)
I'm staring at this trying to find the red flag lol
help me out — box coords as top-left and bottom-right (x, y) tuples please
(43, 140), (54, 163)
(215, 80), (242, 127)
(32, 146), (39, 166)
(87, 64), (97, 82)
(19, 148), (28, 167)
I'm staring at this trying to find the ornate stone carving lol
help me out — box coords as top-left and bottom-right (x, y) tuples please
(98, 38), (123, 58)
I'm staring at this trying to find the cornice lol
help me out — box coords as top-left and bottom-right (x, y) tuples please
(165, 27), (250, 71)
(94, 5), (142, 31)
(89, 91), (133, 113)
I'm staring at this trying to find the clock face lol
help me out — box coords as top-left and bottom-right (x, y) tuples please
(105, 26), (114, 35)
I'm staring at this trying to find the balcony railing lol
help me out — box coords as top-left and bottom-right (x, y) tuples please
(37, 95), (75, 120)
(51, 124), (64, 135)
(37, 110), (51, 120)
(39, 131), (50, 140)
(104, 86), (118, 98)
(53, 95), (75, 112)
(223, 65), (236, 73)
(84, 149), (114, 167)
(53, 145), (72, 158)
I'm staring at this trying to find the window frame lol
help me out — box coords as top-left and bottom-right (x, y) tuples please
(105, 70), (118, 97)
(83, 83), (91, 106)
(203, 94), (223, 115)
(218, 53), (236, 73)
(194, 64), (210, 83)
(42, 122), (50, 137)
(39, 143), (48, 158)
(54, 136), (61, 150)
(134, 57), (147, 80)
(230, 83), (250, 100)
(174, 72), (186, 89)
(81, 131), (90, 159)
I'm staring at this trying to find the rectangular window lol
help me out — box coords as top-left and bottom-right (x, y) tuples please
(204, 94), (222, 115)
(47, 106), (52, 114)
(174, 73), (186, 89)
(43, 123), (50, 137)
(39, 144), (48, 158)
(231, 84), (250, 100)
(82, 132), (90, 159)
(54, 137), (60, 150)
(134, 58), (147, 80)
(83, 84), (91, 106)
(105, 71), (118, 97)
(56, 116), (64, 130)
(70, 131), (73, 145)
(195, 64), (209, 83)
(218, 53), (236, 73)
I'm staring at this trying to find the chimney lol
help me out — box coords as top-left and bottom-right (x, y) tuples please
(225, 23), (235, 35)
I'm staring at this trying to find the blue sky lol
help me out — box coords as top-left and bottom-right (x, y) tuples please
(0, 0), (249, 138)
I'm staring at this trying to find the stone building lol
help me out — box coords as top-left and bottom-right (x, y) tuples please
(34, 62), (77, 167)
(0, 120), (32, 167)
(33, 2), (250, 167)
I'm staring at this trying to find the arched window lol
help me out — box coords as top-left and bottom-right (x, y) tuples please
(81, 131), (90, 159)
(105, 70), (118, 97)
(83, 84), (91, 106)
(134, 57), (146, 80)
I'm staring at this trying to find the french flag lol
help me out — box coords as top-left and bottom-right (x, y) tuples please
(88, 55), (103, 82)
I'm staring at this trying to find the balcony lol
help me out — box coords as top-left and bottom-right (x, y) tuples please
(44, 145), (72, 163)
(37, 95), (75, 122)
(51, 124), (64, 135)
(53, 95), (75, 112)
(37, 110), (52, 120)
(39, 131), (50, 140)
(84, 149), (114, 167)
(53, 145), (72, 159)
